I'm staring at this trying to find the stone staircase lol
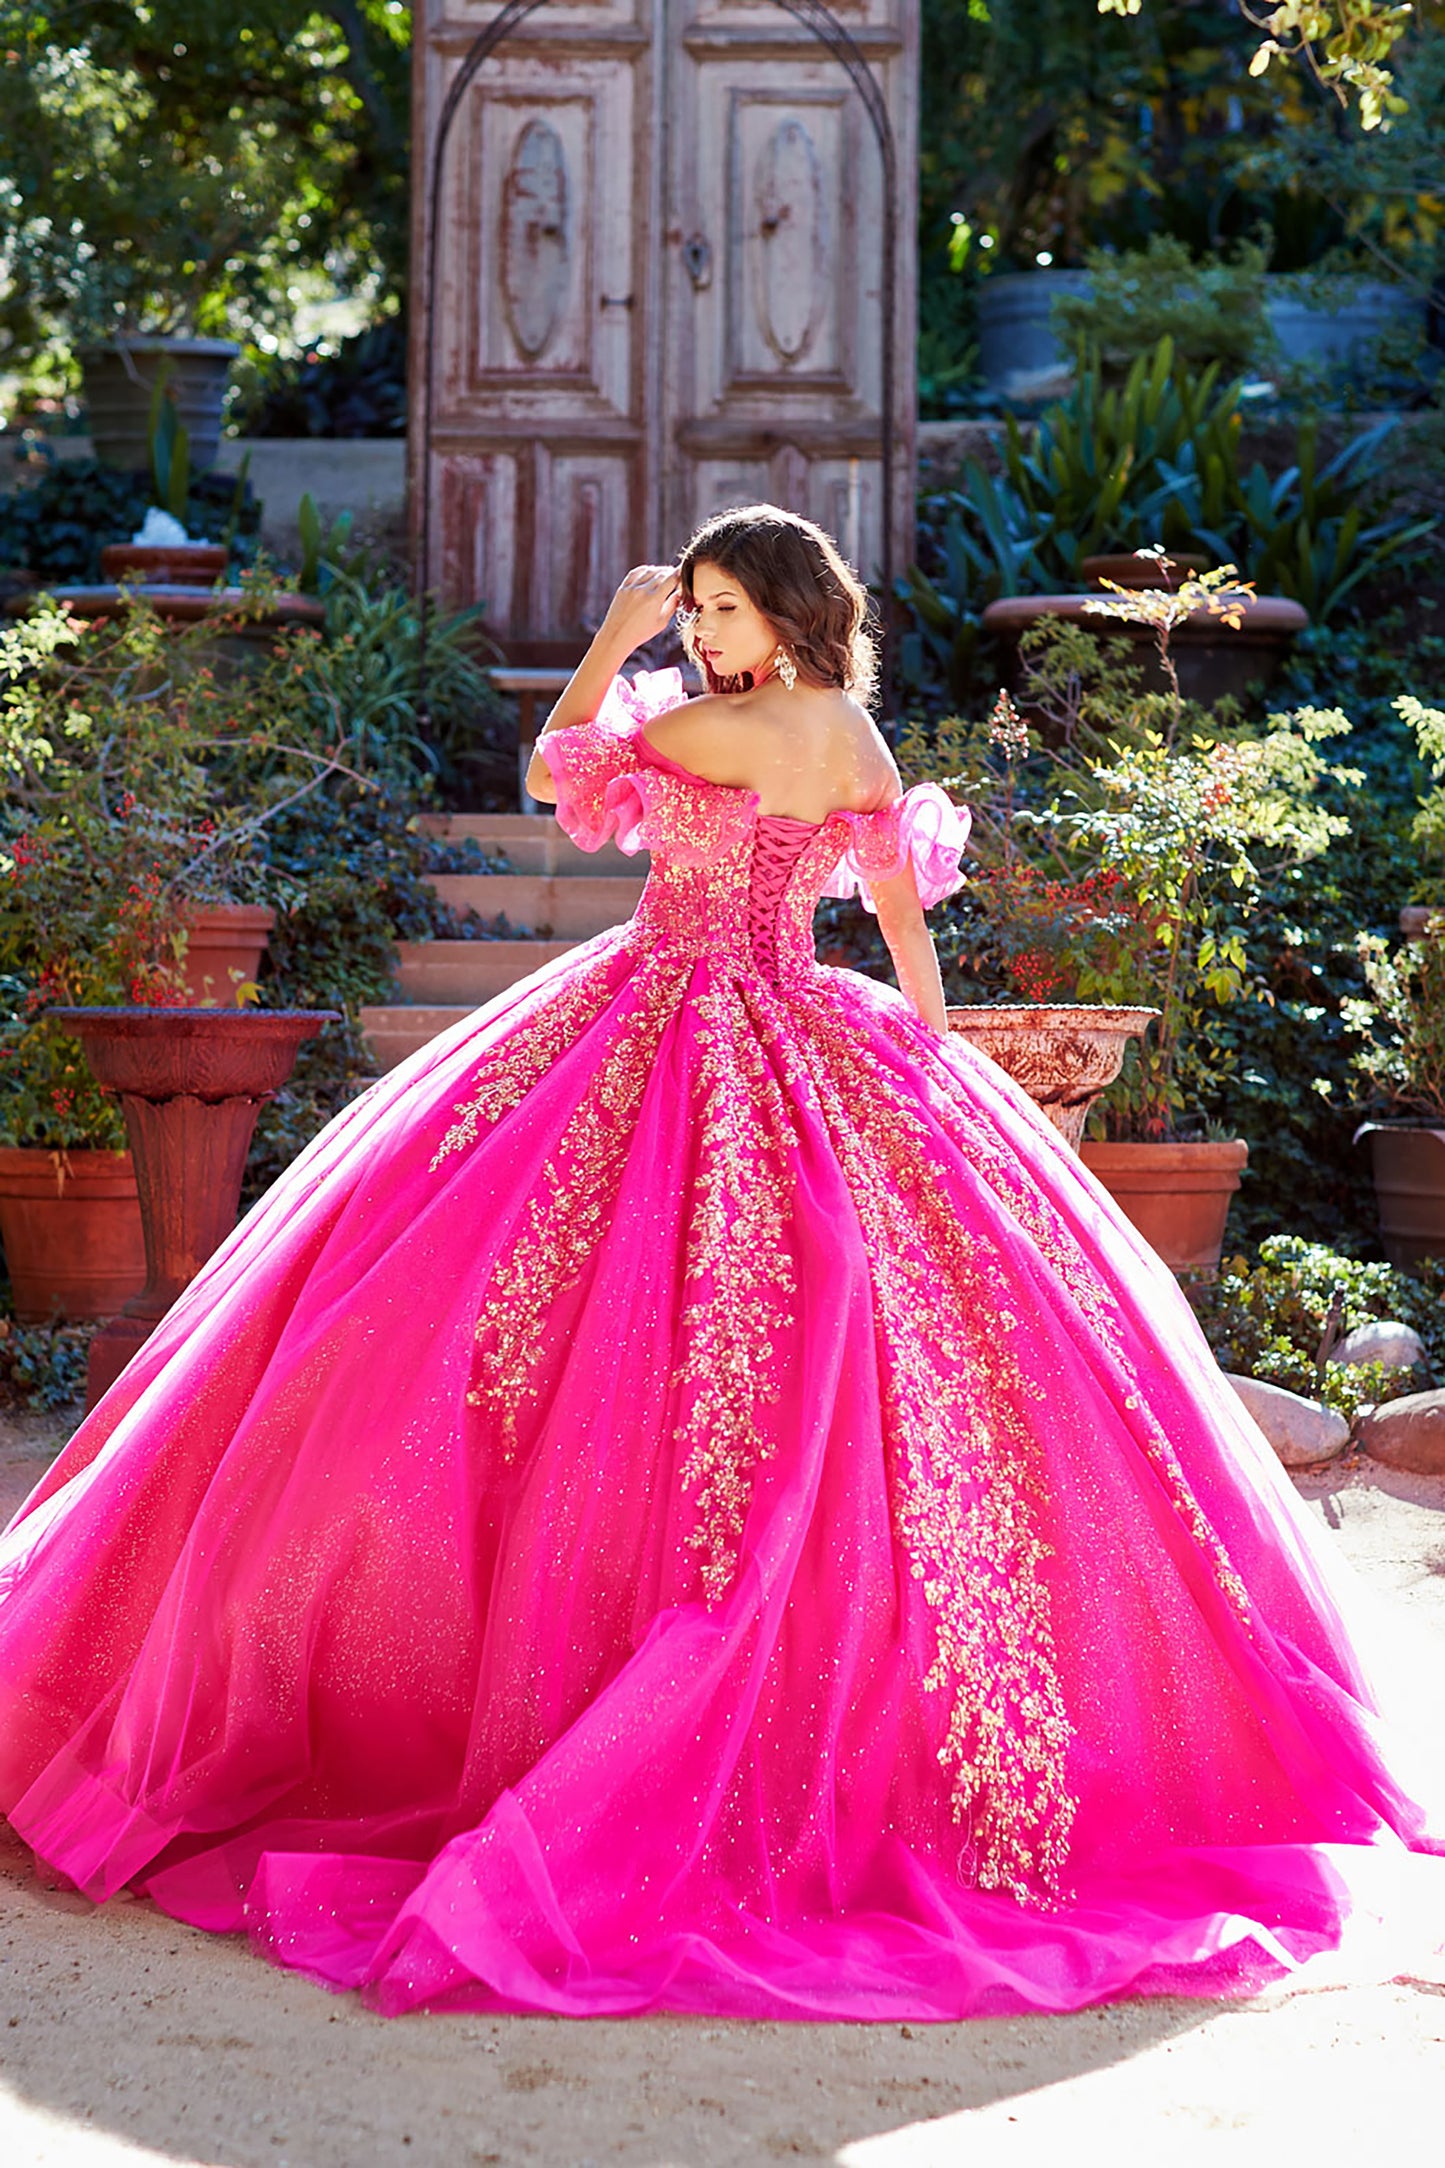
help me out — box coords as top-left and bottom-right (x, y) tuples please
(358, 814), (647, 1071)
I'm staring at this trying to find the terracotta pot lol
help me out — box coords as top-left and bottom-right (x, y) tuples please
(179, 904), (276, 1006)
(1353, 1123), (1445, 1270)
(946, 1004), (1158, 1151)
(52, 1007), (337, 1406)
(1079, 1138), (1249, 1274)
(100, 543), (228, 587)
(0, 1146), (146, 1321)
(1400, 905), (1442, 939)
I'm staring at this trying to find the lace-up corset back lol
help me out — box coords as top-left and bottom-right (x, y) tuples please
(629, 812), (847, 986)
(534, 669), (973, 986)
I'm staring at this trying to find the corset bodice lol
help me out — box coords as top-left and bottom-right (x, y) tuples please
(536, 668), (972, 989)
(630, 812), (848, 986)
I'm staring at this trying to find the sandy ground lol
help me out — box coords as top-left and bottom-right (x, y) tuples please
(1, 1409), (1443, 2167)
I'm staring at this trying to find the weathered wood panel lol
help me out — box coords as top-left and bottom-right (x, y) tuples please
(412, 0), (916, 656)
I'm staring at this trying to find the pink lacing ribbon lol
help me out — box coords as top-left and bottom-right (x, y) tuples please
(747, 815), (818, 979)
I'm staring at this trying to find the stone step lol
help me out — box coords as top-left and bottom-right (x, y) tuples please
(358, 1005), (472, 1072)
(428, 872), (643, 938)
(420, 812), (644, 879)
(395, 938), (576, 1006)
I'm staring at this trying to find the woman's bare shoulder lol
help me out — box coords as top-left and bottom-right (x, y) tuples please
(640, 694), (753, 779)
(837, 710), (902, 812)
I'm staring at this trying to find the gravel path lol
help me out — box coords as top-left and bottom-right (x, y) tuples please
(1, 1410), (1442, 2167)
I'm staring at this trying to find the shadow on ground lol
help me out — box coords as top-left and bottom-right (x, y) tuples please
(0, 1823), (1213, 2168)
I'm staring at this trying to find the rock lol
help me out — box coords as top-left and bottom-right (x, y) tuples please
(1327, 1319), (1425, 1371)
(1356, 1389), (1445, 1474)
(1223, 1373), (1351, 1468)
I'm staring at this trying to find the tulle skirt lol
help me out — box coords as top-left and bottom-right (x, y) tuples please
(2, 934), (1443, 2016)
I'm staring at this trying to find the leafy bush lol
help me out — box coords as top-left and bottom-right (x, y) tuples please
(0, 1313), (95, 1411)
(0, 453), (260, 586)
(233, 319), (407, 439)
(1347, 912), (1445, 1121)
(288, 569), (515, 806)
(1402, 693), (1445, 896)
(1189, 1236), (1445, 1421)
(0, 11), (409, 372)
(901, 607), (1361, 1139)
(899, 339), (1436, 704)
(0, 572), (508, 1150)
(1051, 237), (1271, 374)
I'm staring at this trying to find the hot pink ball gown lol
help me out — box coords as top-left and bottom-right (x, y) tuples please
(1, 670), (1442, 2019)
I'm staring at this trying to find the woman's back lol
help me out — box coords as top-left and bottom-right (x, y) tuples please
(641, 680), (898, 825)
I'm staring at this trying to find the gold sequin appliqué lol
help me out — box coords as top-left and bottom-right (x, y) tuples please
(464, 954), (690, 1460)
(900, 1015), (1253, 1629)
(672, 979), (799, 1604)
(796, 994), (1077, 1907)
(429, 945), (631, 1170)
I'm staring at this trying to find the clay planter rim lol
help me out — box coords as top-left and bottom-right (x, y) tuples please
(0, 1143), (136, 1194)
(946, 1002), (1161, 1032)
(9, 586), (328, 630)
(49, 1007), (339, 1103)
(181, 903), (277, 933)
(981, 593), (1310, 645)
(1081, 1138), (1249, 1176)
(78, 334), (239, 362)
(100, 543), (230, 586)
(1080, 553), (1209, 590)
(1400, 904), (1442, 937)
(1352, 1116), (1445, 1144)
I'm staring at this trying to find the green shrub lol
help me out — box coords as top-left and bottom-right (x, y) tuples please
(0, 454), (260, 586)
(1051, 237), (1271, 374)
(231, 320), (407, 440)
(1189, 1236), (1445, 1423)
(899, 339), (1436, 693)
(0, 1314), (95, 1411)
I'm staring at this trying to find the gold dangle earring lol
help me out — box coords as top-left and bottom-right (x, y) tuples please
(773, 646), (798, 690)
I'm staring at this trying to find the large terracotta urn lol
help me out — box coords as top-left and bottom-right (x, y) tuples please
(53, 1007), (336, 1405)
(946, 1004), (1158, 1150)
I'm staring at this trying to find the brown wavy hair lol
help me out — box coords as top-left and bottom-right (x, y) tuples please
(677, 504), (878, 706)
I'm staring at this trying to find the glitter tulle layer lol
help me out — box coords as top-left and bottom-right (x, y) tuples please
(1, 674), (1442, 2017)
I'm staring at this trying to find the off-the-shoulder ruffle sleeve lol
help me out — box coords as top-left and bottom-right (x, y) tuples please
(822, 781), (971, 911)
(536, 670), (689, 851)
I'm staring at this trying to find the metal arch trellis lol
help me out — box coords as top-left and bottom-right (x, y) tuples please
(415, 0), (902, 720)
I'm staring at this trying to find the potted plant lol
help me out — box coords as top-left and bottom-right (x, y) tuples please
(99, 370), (234, 592)
(2, 601), (289, 1000)
(0, 19), (406, 473)
(907, 558), (1360, 1273)
(0, 966), (148, 1324)
(1347, 907), (1445, 1268)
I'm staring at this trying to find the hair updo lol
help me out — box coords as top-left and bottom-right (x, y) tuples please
(677, 504), (878, 707)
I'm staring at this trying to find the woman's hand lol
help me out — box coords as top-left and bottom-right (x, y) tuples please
(596, 565), (681, 658)
(526, 566), (683, 800)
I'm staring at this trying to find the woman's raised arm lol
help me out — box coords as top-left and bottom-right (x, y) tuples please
(524, 566), (679, 803)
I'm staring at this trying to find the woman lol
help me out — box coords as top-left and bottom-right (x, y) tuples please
(0, 504), (1441, 2019)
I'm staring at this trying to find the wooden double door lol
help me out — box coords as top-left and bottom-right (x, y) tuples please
(412, 0), (918, 660)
